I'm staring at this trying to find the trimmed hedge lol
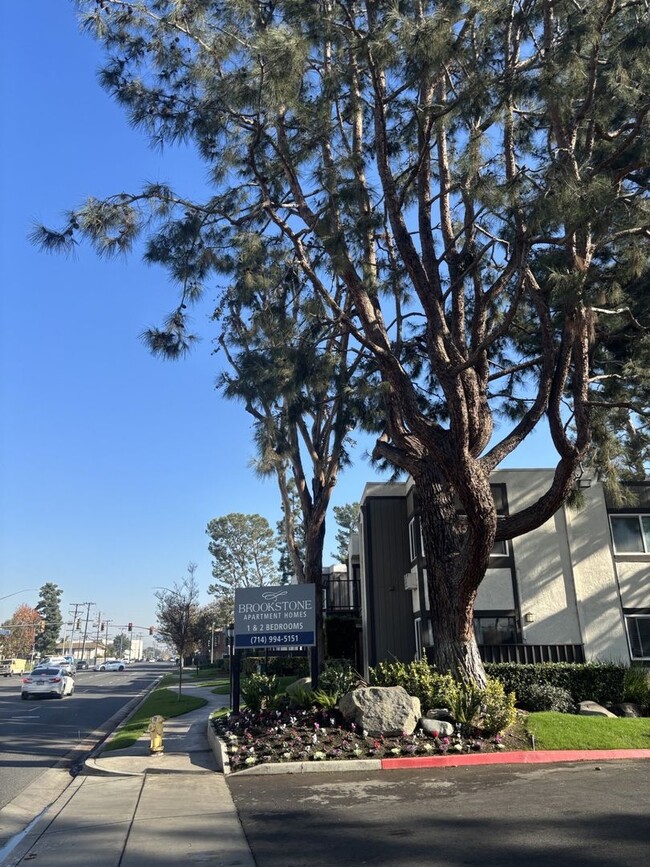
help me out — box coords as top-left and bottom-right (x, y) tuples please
(241, 654), (309, 677)
(485, 662), (626, 706)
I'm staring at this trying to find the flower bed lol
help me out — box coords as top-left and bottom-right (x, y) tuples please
(211, 706), (531, 772)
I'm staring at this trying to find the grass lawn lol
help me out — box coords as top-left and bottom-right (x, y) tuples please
(103, 685), (208, 751)
(526, 712), (650, 750)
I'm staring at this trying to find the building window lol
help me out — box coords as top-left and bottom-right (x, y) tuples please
(408, 517), (420, 563)
(473, 616), (517, 645)
(490, 539), (508, 556)
(610, 515), (650, 553)
(414, 618), (422, 660)
(625, 615), (650, 660)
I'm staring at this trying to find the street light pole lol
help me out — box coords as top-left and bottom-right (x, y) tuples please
(210, 622), (215, 665)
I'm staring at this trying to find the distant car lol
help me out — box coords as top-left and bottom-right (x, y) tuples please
(21, 667), (74, 700)
(94, 659), (117, 671)
(76, 659), (89, 670)
(103, 660), (126, 672)
(1, 658), (26, 677)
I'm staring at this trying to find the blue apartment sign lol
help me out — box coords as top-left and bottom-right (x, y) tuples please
(233, 585), (316, 649)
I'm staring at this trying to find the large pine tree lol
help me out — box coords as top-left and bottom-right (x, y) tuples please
(35, 1), (649, 684)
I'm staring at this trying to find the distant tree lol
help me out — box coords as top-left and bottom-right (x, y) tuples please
(111, 634), (132, 658)
(331, 503), (360, 565)
(34, 1), (650, 684)
(206, 513), (278, 591)
(34, 583), (62, 656)
(155, 563), (202, 697)
(1, 605), (43, 659)
(193, 600), (224, 661)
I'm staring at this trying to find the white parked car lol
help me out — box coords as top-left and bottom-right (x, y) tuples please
(103, 659), (127, 671)
(21, 666), (74, 700)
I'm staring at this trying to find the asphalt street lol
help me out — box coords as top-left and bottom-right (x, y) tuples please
(0, 665), (161, 809)
(228, 760), (650, 866)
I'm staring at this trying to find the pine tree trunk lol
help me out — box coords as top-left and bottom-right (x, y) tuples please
(414, 464), (496, 688)
(302, 518), (326, 676)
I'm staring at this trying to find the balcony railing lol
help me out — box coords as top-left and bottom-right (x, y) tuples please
(324, 576), (361, 616)
(479, 643), (585, 664)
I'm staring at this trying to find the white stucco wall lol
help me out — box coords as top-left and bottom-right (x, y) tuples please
(474, 568), (514, 609)
(494, 470), (582, 644)
(563, 483), (630, 661)
(615, 561), (650, 608)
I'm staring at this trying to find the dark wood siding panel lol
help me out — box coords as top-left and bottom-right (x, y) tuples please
(367, 498), (415, 665)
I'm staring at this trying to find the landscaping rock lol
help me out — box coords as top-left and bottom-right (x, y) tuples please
(420, 718), (454, 737)
(339, 686), (421, 735)
(578, 700), (617, 718)
(608, 702), (644, 718)
(425, 708), (454, 722)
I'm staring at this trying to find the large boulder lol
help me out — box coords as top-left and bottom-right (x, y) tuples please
(578, 701), (617, 718)
(339, 686), (421, 735)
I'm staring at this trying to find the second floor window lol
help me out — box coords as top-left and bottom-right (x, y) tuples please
(610, 515), (650, 554)
(408, 517), (420, 562)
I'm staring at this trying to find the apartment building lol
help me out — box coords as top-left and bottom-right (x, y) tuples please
(347, 472), (649, 675)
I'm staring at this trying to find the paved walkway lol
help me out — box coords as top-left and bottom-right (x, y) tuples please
(0, 684), (256, 866)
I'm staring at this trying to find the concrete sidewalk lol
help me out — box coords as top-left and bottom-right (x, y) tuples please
(0, 684), (256, 867)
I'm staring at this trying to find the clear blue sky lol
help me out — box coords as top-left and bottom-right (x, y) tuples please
(0, 2), (557, 641)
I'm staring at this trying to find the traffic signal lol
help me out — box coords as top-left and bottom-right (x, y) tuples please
(149, 626), (154, 636)
(128, 622), (133, 632)
(100, 622), (105, 631)
(76, 619), (81, 630)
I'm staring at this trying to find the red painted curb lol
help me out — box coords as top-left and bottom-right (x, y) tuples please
(381, 749), (650, 770)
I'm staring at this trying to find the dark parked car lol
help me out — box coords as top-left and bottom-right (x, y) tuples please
(76, 659), (89, 670)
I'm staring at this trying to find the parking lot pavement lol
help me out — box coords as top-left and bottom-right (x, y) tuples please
(227, 759), (650, 867)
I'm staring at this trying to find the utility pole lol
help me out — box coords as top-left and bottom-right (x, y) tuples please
(68, 604), (81, 656)
(104, 620), (113, 655)
(94, 613), (102, 666)
(80, 602), (94, 662)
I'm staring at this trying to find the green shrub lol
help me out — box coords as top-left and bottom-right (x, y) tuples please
(265, 655), (310, 677)
(287, 685), (315, 710)
(480, 678), (517, 735)
(485, 662), (626, 706)
(447, 680), (483, 728)
(241, 656), (265, 676)
(312, 688), (339, 710)
(318, 660), (359, 699)
(240, 673), (279, 713)
(624, 665), (650, 707)
(369, 659), (456, 711)
(518, 683), (575, 714)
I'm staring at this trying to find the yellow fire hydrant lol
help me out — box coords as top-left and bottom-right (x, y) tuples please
(148, 715), (164, 754)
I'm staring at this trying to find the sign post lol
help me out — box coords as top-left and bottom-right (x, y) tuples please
(232, 585), (316, 712)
